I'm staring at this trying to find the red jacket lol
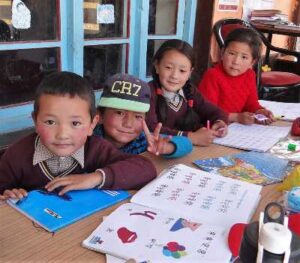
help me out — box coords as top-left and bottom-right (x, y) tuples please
(198, 63), (262, 113)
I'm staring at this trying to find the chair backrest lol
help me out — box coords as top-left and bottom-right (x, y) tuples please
(213, 19), (252, 48)
(213, 18), (300, 62)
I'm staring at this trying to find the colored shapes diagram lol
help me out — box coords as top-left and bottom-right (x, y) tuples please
(162, 241), (187, 258)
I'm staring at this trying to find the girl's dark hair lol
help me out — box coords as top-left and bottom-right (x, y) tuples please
(224, 28), (262, 60)
(151, 39), (200, 131)
(33, 71), (96, 119)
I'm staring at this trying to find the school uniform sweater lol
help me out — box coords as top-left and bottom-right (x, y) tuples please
(198, 63), (263, 113)
(146, 81), (228, 136)
(0, 133), (157, 194)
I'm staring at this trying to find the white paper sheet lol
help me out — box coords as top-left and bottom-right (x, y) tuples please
(214, 123), (291, 152)
(259, 100), (300, 121)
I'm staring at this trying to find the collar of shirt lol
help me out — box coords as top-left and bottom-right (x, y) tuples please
(33, 136), (85, 168)
(162, 88), (185, 103)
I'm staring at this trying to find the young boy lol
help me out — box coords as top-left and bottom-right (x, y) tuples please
(94, 73), (193, 157)
(0, 71), (157, 200)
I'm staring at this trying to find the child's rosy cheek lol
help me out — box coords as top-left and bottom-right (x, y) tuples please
(36, 127), (51, 141)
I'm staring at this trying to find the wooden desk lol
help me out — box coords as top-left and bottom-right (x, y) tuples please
(0, 144), (284, 262)
(251, 22), (300, 65)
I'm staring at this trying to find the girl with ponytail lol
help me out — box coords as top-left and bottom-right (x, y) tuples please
(146, 39), (228, 146)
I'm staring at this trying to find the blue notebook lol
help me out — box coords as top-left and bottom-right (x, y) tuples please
(7, 189), (130, 232)
(194, 151), (290, 186)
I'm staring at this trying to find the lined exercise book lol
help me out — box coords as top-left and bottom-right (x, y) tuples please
(214, 123), (290, 152)
(259, 100), (300, 121)
(82, 164), (262, 262)
(7, 189), (130, 232)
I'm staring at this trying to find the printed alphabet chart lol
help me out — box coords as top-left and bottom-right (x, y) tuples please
(131, 164), (262, 228)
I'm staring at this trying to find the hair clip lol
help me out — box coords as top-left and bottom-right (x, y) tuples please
(188, 99), (194, 108)
(156, 88), (163, 95)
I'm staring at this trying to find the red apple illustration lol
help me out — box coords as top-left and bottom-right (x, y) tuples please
(117, 227), (137, 243)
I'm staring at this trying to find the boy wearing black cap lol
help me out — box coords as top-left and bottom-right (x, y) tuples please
(94, 74), (192, 157)
(0, 72), (157, 200)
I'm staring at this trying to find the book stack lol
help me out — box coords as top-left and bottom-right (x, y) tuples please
(249, 9), (288, 26)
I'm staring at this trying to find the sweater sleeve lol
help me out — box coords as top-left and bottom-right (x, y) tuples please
(0, 149), (19, 194)
(162, 136), (193, 159)
(194, 89), (229, 125)
(242, 70), (263, 112)
(87, 137), (157, 190)
(198, 69), (221, 106)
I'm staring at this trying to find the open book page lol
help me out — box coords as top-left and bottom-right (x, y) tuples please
(270, 138), (300, 162)
(214, 123), (290, 152)
(131, 164), (262, 228)
(7, 189), (130, 232)
(194, 151), (290, 185)
(83, 203), (231, 262)
(259, 100), (300, 121)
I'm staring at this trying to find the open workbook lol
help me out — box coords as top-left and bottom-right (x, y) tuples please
(82, 164), (262, 262)
(7, 189), (130, 232)
(214, 123), (290, 152)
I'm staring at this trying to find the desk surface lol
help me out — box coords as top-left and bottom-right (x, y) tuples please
(0, 143), (284, 262)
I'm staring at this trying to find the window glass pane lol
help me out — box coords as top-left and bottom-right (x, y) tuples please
(84, 44), (127, 89)
(84, 0), (128, 39)
(148, 0), (178, 35)
(0, 0), (58, 42)
(0, 48), (59, 106)
(146, 39), (165, 77)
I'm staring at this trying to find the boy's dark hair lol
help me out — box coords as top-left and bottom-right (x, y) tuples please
(224, 28), (262, 60)
(151, 39), (200, 131)
(33, 71), (96, 119)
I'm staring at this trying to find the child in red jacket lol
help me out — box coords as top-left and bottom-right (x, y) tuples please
(198, 28), (274, 125)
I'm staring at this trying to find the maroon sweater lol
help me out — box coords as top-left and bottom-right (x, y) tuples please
(0, 133), (157, 194)
(146, 81), (228, 136)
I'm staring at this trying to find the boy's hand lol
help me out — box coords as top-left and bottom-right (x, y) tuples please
(188, 127), (215, 146)
(230, 112), (255, 125)
(211, 120), (228, 137)
(0, 188), (27, 201)
(142, 121), (175, 156)
(255, 108), (275, 125)
(45, 171), (103, 195)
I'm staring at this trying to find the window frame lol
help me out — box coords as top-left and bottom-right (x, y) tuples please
(0, 0), (196, 138)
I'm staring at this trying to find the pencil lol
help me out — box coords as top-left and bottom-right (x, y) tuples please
(206, 120), (210, 130)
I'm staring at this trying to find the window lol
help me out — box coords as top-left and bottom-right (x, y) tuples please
(0, 0), (197, 149)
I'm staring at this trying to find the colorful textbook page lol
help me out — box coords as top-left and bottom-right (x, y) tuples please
(83, 164), (262, 262)
(213, 123), (290, 152)
(83, 203), (231, 263)
(194, 151), (290, 185)
(7, 189), (130, 232)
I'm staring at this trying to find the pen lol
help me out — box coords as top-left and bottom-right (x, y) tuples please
(206, 120), (210, 130)
(275, 115), (285, 119)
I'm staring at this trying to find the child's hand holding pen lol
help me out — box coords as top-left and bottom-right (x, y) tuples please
(188, 125), (216, 146)
(211, 120), (228, 137)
